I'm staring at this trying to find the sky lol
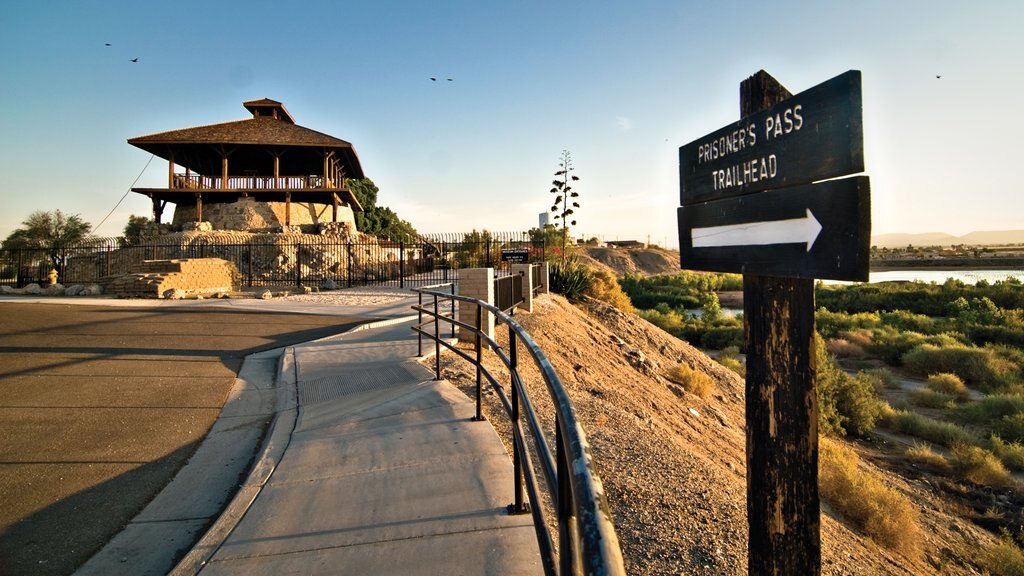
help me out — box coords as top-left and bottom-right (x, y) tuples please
(2, 1), (1021, 248)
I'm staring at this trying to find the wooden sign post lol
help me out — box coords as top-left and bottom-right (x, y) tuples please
(677, 70), (870, 575)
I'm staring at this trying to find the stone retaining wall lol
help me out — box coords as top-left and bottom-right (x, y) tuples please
(102, 258), (239, 298)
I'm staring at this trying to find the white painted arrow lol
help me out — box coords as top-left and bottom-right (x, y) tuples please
(691, 208), (822, 252)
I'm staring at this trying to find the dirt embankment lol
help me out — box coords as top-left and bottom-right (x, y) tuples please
(578, 246), (682, 277)
(441, 294), (996, 575)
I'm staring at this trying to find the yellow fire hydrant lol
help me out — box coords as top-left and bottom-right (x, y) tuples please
(48, 269), (58, 286)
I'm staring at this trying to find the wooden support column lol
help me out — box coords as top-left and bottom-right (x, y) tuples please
(332, 192), (339, 222)
(273, 155), (280, 188)
(741, 71), (820, 576)
(152, 197), (162, 224)
(285, 191), (291, 226)
(221, 156), (229, 189)
(168, 157), (175, 188)
(195, 193), (203, 223)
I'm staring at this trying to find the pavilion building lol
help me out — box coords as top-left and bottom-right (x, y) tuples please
(128, 99), (364, 233)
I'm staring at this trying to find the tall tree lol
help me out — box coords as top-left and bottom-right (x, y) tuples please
(2, 210), (93, 267)
(549, 150), (581, 262)
(348, 178), (418, 241)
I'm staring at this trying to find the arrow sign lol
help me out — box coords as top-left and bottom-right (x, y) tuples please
(692, 209), (822, 252)
(678, 176), (870, 281)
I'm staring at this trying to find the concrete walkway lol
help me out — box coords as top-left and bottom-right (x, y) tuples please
(173, 319), (542, 575)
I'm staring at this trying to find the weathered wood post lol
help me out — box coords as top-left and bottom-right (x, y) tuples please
(740, 71), (820, 576)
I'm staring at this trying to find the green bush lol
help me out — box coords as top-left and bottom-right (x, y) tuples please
(902, 344), (1017, 389)
(926, 373), (970, 402)
(880, 309), (937, 334)
(953, 394), (1024, 444)
(816, 334), (886, 438)
(950, 444), (1013, 488)
(883, 410), (976, 447)
(907, 388), (955, 409)
(549, 258), (593, 302)
(700, 325), (743, 350)
(990, 435), (1024, 472)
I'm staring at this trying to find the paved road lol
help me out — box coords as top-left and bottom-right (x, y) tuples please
(0, 302), (366, 576)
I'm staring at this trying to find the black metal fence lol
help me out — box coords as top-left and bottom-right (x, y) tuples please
(0, 232), (548, 289)
(412, 286), (625, 576)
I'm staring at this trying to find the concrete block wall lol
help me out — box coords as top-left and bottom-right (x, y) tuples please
(457, 268), (494, 343)
(511, 263), (534, 313)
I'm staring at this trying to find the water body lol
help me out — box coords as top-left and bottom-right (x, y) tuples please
(860, 269), (1024, 285)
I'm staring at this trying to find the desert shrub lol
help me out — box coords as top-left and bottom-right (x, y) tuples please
(904, 442), (951, 472)
(980, 535), (1024, 576)
(872, 330), (967, 366)
(815, 309), (880, 339)
(926, 372), (970, 402)
(903, 344), (1016, 389)
(819, 439), (921, 555)
(950, 444), (1013, 488)
(864, 367), (901, 390)
(907, 388), (956, 409)
(699, 325), (743, 350)
(990, 435), (1024, 472)
(664, 363), (715, 399)
(880, 309), (937, 334)
(827, 338), (865, 358)
(549, 258), (593, 302)
(883, 410), (976, 448)
(638, 308), (685, 335)
(816, 334), (886, 437)
(842, 329), (874, 348)
(586, 268), (634, 312)
(716, 346), (745, 377)
(955, 394), (1024, 443)
(717, 356), (745, 377)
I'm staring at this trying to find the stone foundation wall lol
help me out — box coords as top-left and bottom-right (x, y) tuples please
(171, 199), (356, 233)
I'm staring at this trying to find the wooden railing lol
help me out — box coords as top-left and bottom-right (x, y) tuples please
(171, 174), (334, 190)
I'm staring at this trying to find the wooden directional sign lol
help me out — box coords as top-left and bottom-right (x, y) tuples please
(680, 70), (863, 205)
(678, 176), (870, 281)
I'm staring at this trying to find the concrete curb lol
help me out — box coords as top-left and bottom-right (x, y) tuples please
(169, 347), (298, 575)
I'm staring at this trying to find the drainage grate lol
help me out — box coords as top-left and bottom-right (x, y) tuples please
(298, 365), (413, 405)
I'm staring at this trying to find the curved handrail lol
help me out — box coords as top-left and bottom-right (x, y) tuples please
(411, 287), (625, 576)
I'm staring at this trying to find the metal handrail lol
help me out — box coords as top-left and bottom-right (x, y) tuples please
(411, 287), (625, 576)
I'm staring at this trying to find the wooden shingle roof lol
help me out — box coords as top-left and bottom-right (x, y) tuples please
(127, 100), (364, 179)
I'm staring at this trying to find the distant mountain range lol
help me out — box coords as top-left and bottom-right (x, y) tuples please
(871, 230), (1024, 248)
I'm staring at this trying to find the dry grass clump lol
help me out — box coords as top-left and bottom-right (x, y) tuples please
(586, 268), (635, 313)
(927, 372), (970, 402)
(715, 346), (745, 377)
(950, 444), (1014, 487)
(882, 409), (975, 447)
(904, 442), (951, 472)
(819, 439), (921, 557)
(981, 535), (1024, 576)
(827, 337), (865, 358)
(990, 435), (1024, 472)
(663, 363), (715, 399)
(907, 388), (956, 409)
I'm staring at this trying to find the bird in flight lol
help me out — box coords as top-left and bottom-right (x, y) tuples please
(936, 75), (941, 79)
(430, 77), (436, 81)
(105, 43), (111, 46)
(131, 58), (139, 63)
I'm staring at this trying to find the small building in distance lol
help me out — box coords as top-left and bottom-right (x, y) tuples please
(128, 99), (364, 233)
(605, 240), (646, 249)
